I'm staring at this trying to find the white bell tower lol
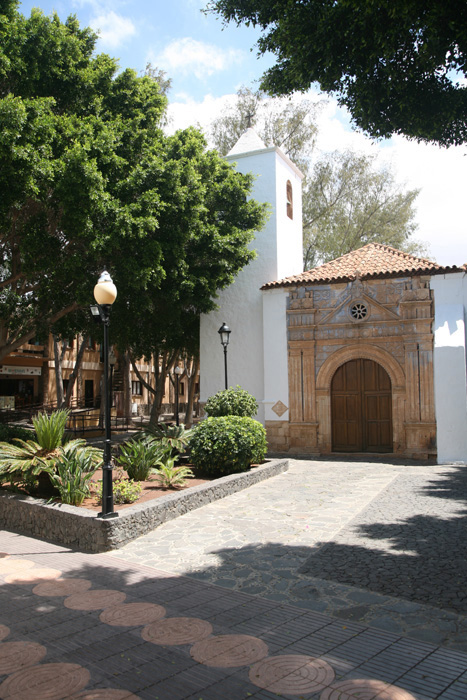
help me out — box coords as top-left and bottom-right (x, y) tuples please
(199, 129), (304, 423)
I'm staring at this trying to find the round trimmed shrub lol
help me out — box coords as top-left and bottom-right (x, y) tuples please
(189, 416), (267, 476)
(204, 386), (258, 418)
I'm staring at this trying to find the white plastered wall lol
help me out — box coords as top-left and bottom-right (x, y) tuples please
(431, 272), (467, 463)
(200, 140), (302, 424)
(263, 288), (289, 422)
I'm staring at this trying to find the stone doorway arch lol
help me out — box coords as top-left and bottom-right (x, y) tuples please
(315, 345), (406, 454)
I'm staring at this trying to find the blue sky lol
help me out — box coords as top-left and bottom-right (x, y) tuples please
(19, 0), (274, 100)
(18, 0), (467, 265)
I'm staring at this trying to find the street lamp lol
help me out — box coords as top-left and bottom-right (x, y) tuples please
(174, 365), (182, 426)
(218, 322), (231, 390)
(90, 270), (118, 519)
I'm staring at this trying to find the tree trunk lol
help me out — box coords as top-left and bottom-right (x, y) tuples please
(64, 336), (86, 407)
(52, 335), (67, 408)
(131, 349), (178, 427)
(122, 351), (132, 423)
(184, 356), (199, 428)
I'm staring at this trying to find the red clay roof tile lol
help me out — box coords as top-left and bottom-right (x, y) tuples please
(262, 243), (463, 289)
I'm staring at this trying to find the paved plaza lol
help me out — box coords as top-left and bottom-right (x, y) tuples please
(0, 458), (467, 698)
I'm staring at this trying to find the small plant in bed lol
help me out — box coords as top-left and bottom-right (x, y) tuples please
(48, 448), (96, 506)
(116, 436), (169, 481)
(152, 455), (194, 489)
(95, 477), (142, 505)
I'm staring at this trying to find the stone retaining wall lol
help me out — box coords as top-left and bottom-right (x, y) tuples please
(0, 459), (288, 553)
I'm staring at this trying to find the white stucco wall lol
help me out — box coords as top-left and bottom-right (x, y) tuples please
(199, 138), (303, 424)
(263, 288), (289, 422)
(431, 272), (467, 463)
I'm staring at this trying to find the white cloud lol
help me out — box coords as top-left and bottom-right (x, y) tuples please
(167, 93), (234, 134)
(90, 10), (136, 49)
(156, 38), (244, 80)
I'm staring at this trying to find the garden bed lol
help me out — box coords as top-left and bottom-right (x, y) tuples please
(0, 458), (289, 553)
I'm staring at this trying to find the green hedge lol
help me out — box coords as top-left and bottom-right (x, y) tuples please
(204, 386), (258, 418)
(189, 416), (267, 476)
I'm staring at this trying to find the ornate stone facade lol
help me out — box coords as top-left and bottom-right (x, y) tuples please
(266, 275), (436, 458)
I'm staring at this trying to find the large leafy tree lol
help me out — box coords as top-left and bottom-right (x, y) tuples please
(209, 87), (423, 268)
(303, 151), (421, 268)
(207, 0), (467, 146)
(0, 2), (266, 371)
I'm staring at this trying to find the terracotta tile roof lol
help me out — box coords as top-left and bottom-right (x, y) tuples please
(262, 243), (464, 289)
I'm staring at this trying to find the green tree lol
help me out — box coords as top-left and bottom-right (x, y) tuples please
(303, 151), (423, 268)
(207, 0), (467, 146)
(209, 87), (423, 269)
(0, 2), (266, 377)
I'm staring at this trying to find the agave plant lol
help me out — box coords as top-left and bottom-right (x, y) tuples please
(143, 423), (192, 453)
(0, 410), (101, 489)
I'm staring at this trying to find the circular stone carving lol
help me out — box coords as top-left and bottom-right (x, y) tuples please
(100, 602), (166, 627)
(0, 624), (10, 641)
(320, 679), (417, 700)
(249, 655), (335, 694)
(191, 634), (268, 667)
(64, 590), (126, 611)
(72, 691), (141, 699)
(0, 663), (90, 700)
(5, 567), (62, 584)
(0, 558), (36, 574)
(33, 578), (92, 597)
(141, 617), (212, 646)
(349, 301), (369, 322)
(0, 641), (47, 674)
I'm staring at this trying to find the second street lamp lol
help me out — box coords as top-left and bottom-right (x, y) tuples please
(91, 270), (118, 519)
(218, 322), (231, 390)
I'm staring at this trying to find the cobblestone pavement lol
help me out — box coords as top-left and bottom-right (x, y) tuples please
(109, 459), (467, 652)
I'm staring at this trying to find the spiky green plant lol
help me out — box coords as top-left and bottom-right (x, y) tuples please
(48, 448), (97, 506)
(116, 437), (169, 481)
(143, 423), (192, 453)
(153, 455), (194, 489)
(0, 410), (102, 488)
(32, 410), (69, 450)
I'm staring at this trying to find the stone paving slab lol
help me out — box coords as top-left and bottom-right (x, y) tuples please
(1, 531), (467, 699)
(108, 459), (467, 651)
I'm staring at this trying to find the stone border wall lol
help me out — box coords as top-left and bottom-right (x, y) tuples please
(0, 459), (288, 553)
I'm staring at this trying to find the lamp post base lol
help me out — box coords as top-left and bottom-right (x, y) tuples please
(97, 511), (119, 519)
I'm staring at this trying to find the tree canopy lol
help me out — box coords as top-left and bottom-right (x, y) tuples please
(207, 0), (467, 146)
(303, 150), (421, 269)
(0, 1), (266, 364)
(209, 87), (423, 269)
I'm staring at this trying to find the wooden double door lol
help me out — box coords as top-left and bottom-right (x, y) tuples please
(331, 359), (393, 453)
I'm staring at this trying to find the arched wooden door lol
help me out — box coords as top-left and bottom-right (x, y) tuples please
(331, 359), (393, 453)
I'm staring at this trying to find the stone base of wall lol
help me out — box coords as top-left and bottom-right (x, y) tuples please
(265, 420), (289, 451)
(404, 421), (437, 459)
(266, 420), (322, 454)
(0, 459), (289, 553)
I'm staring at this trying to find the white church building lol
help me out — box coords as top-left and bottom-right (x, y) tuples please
(200, 129), (467, 465)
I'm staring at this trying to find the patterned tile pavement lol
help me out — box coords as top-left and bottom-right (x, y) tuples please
(1, 530), (467, 699)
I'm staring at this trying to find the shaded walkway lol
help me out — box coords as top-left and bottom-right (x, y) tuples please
(1, 530), (467, 699)
(110, 459), (467, 650)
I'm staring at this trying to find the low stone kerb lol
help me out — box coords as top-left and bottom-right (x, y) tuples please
(0, 459), (288, 553)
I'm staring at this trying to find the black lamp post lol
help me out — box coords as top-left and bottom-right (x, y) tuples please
(218, 322), (231, 390)
(90, 270), (118, 519)
(174, 365), (182, 426)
